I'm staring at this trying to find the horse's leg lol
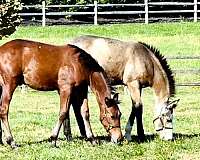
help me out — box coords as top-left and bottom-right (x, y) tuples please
(80, 98), (97, 144)
(0, 82), (18, 148)
(63, 89), (87, 141)
(124, 81), (145, 142)
(72, 102), (87, 138)
(63, 102), (86, 141)
(63, 110), (72, 141)
(71, 87), (96, 144)
(0, 120), (3, 145)
(50, 85), (72, 147)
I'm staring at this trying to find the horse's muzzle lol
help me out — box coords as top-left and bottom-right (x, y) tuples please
(109, 127), (123, 144)
(158, 128), (173, 140)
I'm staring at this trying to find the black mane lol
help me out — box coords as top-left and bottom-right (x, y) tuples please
(68, 44), (117, 96)
(69, 44), (104, 73)
(139, 42), (175, 97)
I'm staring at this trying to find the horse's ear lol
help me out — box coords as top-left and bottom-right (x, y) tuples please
(168, 99), (180, 109)
(113, 93), (119, 102)
(105, 97), (110, 107)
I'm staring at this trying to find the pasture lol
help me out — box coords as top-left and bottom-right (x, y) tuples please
(0, 22), (200, 159)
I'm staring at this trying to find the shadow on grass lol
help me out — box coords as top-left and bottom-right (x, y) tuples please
(11, 132), (200, 147)
(18, 134), (155, 147)
(173, 133), (200, 140)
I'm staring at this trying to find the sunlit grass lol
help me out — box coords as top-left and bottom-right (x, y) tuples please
(0, 87), (199, 160)
(0, 22), (199, 159)
(1, 22), (199, 77)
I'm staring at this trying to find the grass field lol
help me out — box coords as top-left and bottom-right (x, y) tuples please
(0, 22), (200, 160)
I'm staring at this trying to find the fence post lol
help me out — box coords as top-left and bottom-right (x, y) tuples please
(94, 1), (98, 25)
(145, 0), (148, 24)
(42, 1), (46, 27)
(194, 0), (197, 22)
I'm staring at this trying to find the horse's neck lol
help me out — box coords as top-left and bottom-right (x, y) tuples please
(153, 75), (169, 99)
(153, 66), (170, 116)
(89, 72), (110, 108)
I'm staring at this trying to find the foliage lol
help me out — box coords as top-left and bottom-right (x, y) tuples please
(0, 0), (21, 40)
(19, 0), (197, 22)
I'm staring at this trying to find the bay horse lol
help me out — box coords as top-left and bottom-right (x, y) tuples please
(64, 35), (179, 142)
(0, 39), (122, 148)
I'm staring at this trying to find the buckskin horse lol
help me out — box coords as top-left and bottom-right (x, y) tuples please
(0, 39), (122, 148)
(64, 35), (179, 142)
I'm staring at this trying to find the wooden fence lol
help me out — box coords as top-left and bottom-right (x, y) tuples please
(168, 56), (200, 87)
(17, 2), (200, 87)
(19, 0), (200, 26)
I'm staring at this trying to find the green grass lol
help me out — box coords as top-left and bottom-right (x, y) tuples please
(0, 87), (200, 160)
(1, 22), (200, 57)
(1, 22), (200, 74)
(0, 22), (200, 159)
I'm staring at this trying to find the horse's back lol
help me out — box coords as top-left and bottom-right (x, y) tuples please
(0, 39), (25, 78)
(0, 39), (68, 90)
(72, 35), (154, 85)
(0, 39), (103, 91)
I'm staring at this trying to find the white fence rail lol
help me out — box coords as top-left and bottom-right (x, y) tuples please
(19, 0), (200, 26)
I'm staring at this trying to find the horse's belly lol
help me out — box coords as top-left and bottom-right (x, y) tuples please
(24, 77), (57, 91)
(23, 70), (57, 91)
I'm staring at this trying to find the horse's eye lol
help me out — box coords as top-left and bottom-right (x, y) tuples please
(111, 116), (115, 119)
(167, 119), (172, 123)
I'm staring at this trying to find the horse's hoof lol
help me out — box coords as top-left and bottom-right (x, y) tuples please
(124, 135), (132, 142)
(138, 135), (145, 143)
(48, 136), (59, 148)
(49, 135), (56, 142)
(65, 135), (72, 142)
(123, 139), (129, 145)
(11, 142), (20, 149)
(51, 142), (59, 148)
(91, 139), (99, 145)
(50, 140), (58, 148)
(87, 137), (99, 145)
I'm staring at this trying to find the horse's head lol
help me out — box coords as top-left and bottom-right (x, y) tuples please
(154, 98), (180, 140)
(100, 93), (123, 144)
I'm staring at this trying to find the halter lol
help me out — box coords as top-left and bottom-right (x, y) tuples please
(100, 110), (120, 132)
(153, 99), (179, 132)
(153, 115), (173, 131)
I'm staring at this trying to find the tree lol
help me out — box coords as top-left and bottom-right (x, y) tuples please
(0, 0), (21, 40)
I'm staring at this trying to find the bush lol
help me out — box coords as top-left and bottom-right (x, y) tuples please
(0, 0), (21, 39)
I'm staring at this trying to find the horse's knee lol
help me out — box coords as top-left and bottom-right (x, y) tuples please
(0, 108), (7, 118)
(59, 112), (67, 121)
(81, 100), (89, 120)
(81, 109), (89, 121)
(135, 102), (143, 109)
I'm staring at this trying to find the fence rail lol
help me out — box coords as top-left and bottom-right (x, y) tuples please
(18, 0), (200, 26)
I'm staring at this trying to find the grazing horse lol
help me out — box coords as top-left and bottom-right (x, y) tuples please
(0, 39), (122, 148)
(64, 35), (179, 142)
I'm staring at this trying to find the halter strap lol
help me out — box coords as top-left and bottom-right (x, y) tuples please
(100, 113), (120, 133)
(153, 116), (173, 131)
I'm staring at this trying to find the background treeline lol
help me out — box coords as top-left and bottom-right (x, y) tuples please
(0, 0), (21, 39)
(20, 0), (197, 22)
(20, 0), (195, 5)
